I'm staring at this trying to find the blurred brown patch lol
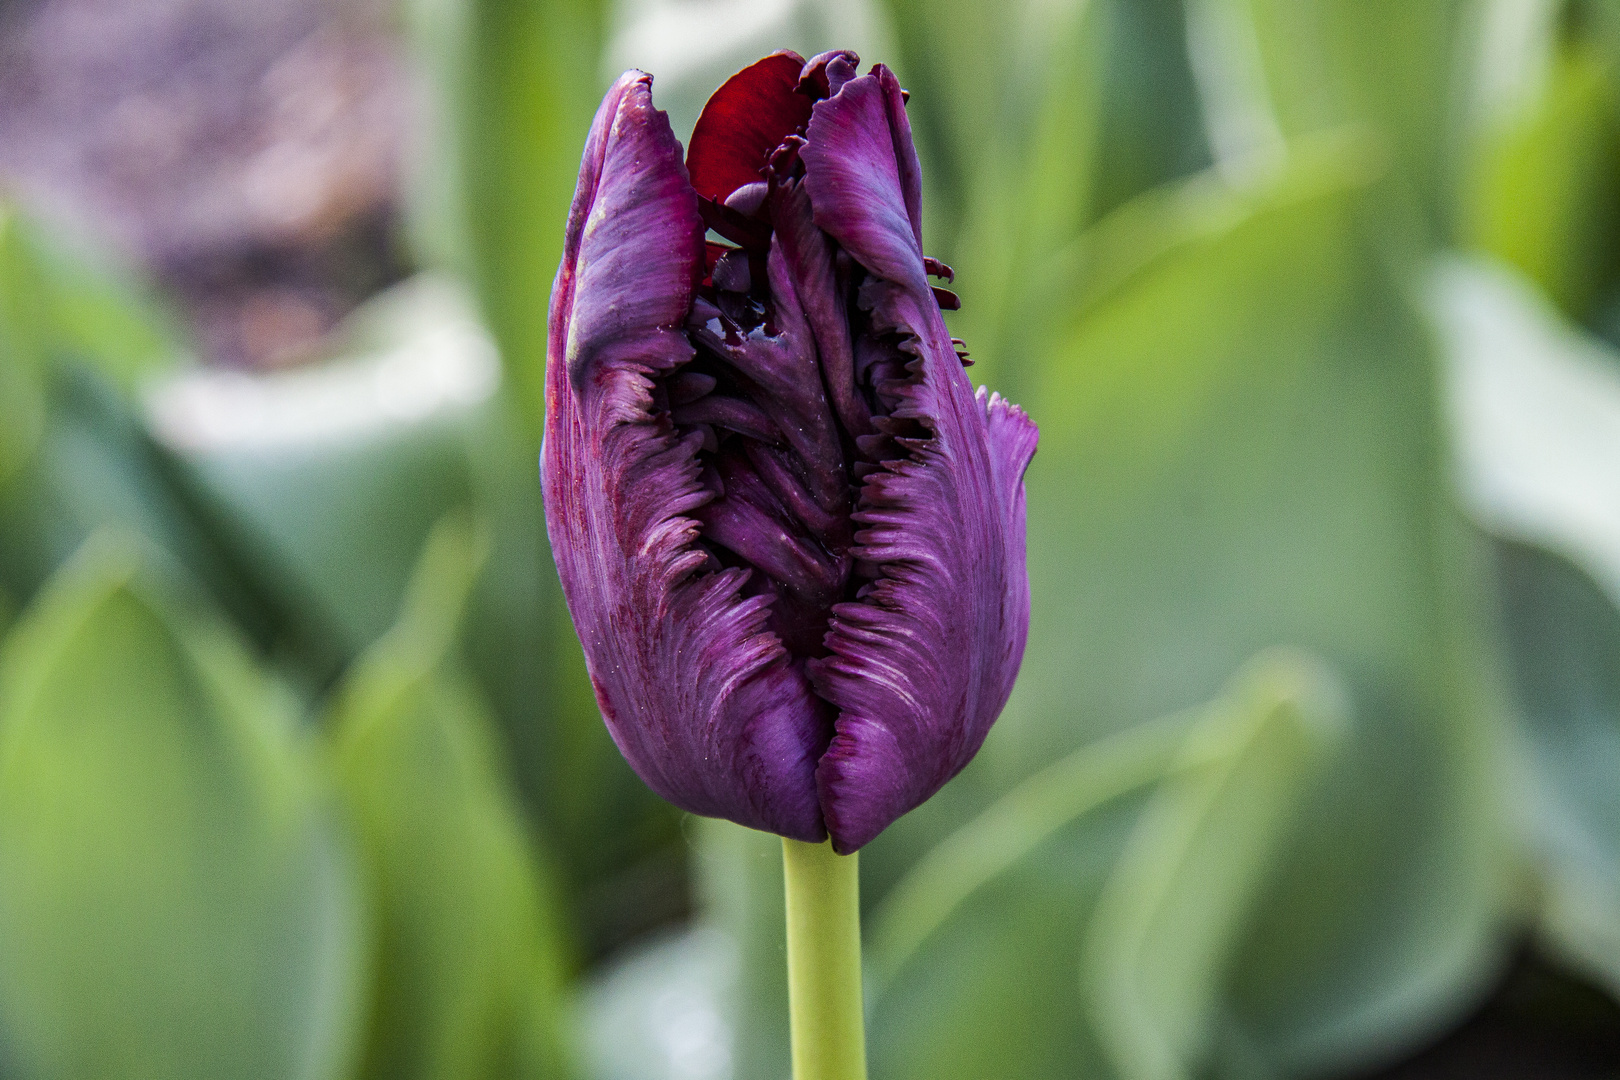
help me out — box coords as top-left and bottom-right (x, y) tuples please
(0, 0), (412, 367)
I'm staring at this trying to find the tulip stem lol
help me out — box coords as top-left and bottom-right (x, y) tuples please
(782, 838), (868, 1080)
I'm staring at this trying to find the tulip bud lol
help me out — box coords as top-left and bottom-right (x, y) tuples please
(543, 50), (1037, 853)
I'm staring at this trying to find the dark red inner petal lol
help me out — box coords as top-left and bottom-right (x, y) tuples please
(687, 51), (813, 203)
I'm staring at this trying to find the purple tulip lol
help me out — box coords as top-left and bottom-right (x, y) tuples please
(542, 50), (1037, 853)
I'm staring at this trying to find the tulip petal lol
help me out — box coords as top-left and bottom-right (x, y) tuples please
(687, 51), (813, 203)
(543, 71), (828, 841)
(800, 65), (926, 293)
(813, 387), (1036, 852)
(801, 69), (1038, 852)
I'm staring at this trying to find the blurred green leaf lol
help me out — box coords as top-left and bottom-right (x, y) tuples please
(942, 0), (1108, 399)
(1431, 256), (1620, 996)
(0, 204), (203, 615)
(404, 0), (608, 436)
(977, 141), (1508, 1072)
(0, 205), (47, 488)
(1494, 541), (1620, 998)
(1087, 0), (1215, 217)
(868, 711), (1192, 991)
(0, 360), (280, 683)
(146, 277), (491, 686)
(867, 0), (1020, 239)
(1432, 257), (1620, 594)
(883, 0), (1210, 261)
(0, 534), (366, 1080)
(0, 200), (180, 393)
(0, 195), (179, 492)
(1468, 42), (1620, 323)
(330, 513), (574, 1080)
(865, 746), (1161, 1080)
(26, 222), (183, 392)
(1241, 0), (1473, 244)
(861, 654), (1336, 1080)
(1083, 652), (1345, 1080)
(693, 818), (792, 1080)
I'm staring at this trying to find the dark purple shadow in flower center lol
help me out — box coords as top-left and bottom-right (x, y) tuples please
(660, 50), (960, 659)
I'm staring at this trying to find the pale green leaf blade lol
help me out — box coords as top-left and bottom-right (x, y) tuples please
(329, 513), (574, 1080)
(0, 535), (367, 1080)
(989, 143), (1507, 1072)
(1431, 255), (1620, 996)
(1084, 651), (1346, 1080)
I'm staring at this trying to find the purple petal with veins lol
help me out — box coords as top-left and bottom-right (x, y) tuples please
(543, 54), (1036, 852)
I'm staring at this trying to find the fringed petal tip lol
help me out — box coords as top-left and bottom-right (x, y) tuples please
(980, 387), (1039, 499)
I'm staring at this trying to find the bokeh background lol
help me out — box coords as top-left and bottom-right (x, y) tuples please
(1, 0), (1619, 1077)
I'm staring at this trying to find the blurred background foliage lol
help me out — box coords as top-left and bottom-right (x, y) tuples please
(2, 0), (1620, 1077)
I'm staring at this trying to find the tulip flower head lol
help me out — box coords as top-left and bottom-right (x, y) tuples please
(543, 50), (1036, 853)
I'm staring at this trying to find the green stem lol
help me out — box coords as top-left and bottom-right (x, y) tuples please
(782, 838), (868, 1080)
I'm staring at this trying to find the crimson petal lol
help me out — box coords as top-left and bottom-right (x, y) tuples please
(543, 71), (829, 841)
(687, 51), (813, 204)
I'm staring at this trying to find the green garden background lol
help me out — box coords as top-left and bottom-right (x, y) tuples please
(0, 0), (1618, 1076)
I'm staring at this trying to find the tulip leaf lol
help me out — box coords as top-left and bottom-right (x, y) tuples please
(868, 791), (1146, 1080)
(0, 200), (180, 396)
(0, 534), (367, 1080)
(594, 815), (822, 1080)
(862, 656), (1320, 1080)
(1468, 41), (1620, 324)
(858, 654), (1335, 1080)
(329, 512), (574, 1080)
(941, 0), (1109, 400)
(0, 197), (182, 561)
(1495, 541), (1620, 996)
(146, 277), (490, 683)
(983, 141), (1506, 1073)
(1239, 0), (1474, 241)
(1430, 256), (1620, 995)
(25, 221), (183, 393)
(691, 818), (792, 1080)
(401, 0), (608, 437)
(1433, 258), (1620, 597)
(0, 205), (48, 488)
(881, 0), (1209, 253)
(0, 357), (264, 665)
(866, 711), (1193, 991)
(1083, 651), (1345, 1080)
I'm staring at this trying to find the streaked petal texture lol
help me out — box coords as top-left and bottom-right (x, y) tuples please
(802, 66), (1037, 852)
(543, 71), (828, 841)
(543, 55), (1036, 852)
